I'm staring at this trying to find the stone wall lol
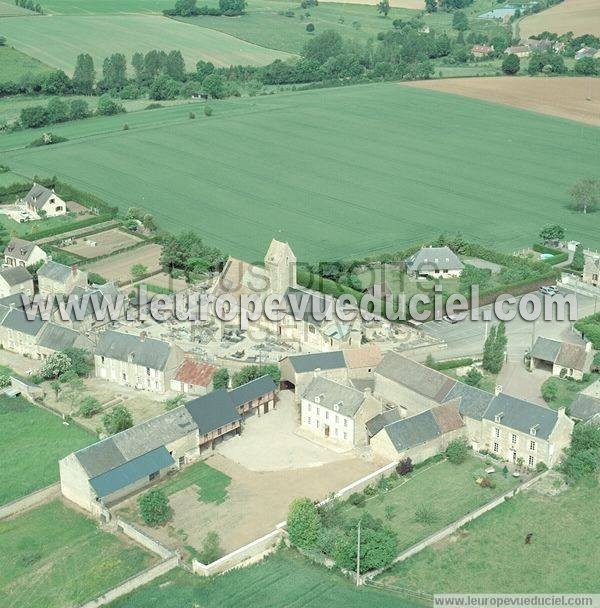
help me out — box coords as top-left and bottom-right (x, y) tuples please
(0, 483), (60, 521)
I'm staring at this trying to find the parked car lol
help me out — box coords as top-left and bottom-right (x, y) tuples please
(540, 285), (558, 296)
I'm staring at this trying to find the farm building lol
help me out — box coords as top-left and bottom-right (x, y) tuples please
(529, 336), (591, 380)
(17, 183), (67, 218)
(3, 237), (47, 268)
(471, 44), (494, 58)
(0, 266), (33, 298)
(405, 246), (464, 278)
(170, 358), (217, 395)
(569, 393), (600, 422)
(38, 260), (88, 297)
(575, 47), (599, 60)
(94, 330), (184, 393)
(505, 45), (532, 58)
(229, 374), (277, 417)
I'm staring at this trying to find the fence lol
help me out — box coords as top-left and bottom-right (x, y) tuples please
(0, 483), (60, 521)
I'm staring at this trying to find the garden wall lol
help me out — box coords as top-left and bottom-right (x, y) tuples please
(0, 482), (60, 521)
(116, 518), (176, 560)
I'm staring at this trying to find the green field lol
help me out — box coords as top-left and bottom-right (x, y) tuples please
(0, 45), (52, 82)
(0, 14), (292, 74)
(2, 83), (599, 262)
(379, 483), (600, 594)
(109, 547), (419, 607)
(342, 457), (519, 553)
(160, 459), (231, 503)
(0, 396), (94, 505)
(0, 500), (156, 608)
(0, 0), (35, 15)
(41, 0), (173, 13)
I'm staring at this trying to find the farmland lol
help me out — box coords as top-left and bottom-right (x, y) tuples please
(0, 500), (157, 608)
(109, 548), (418, 608)
(60, 227), (144, 258)
(0, 0), (34, 15)
(379, 483), (600, 593)
(0, 396), (95, 505)
(0, 15), (293, 75)
(2, 83), (599, 262)
(83, 243), (162, 283)
(520, 0), (600, 37)
(0, 45), (51, 82)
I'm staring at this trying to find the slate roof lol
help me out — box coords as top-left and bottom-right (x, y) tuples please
(229, 375), (276, 406)
(376, 352), (455, 402)
(569, 394), (600, 421)
(284, 287), (335, 326)
(405, 246), (464, 274)
(483, 393), (558, 440)
(530, 337), (561, 364)
(37, 260), (73, 283)
(4, 238), (41, 262)
(22, 184), (55, 210)
(366, 408), (401, 437)
(89, 447), (174, 498)
(0, 308), (45, 336)
(175, 359), (216, 388)
(0, 293), (26, 310)
(303, 375), (366, 418)
(384, 409), (441, 451)
(0, 266), (32, 286)
(185, 389), (240, 434)
(95, 330), (172, 371)
(36, 322), (91, 351)
(442, 381), (494, 421)
(286, 350), (346, 374)
(531, 337), (588, 372)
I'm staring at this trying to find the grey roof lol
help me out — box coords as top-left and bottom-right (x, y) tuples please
(376, 352), (456, 402)
(89, 446), (174, 498)
(284, 287), (335, 326)
(229, 375), (276, 406)
(0, 308), (45, 336)
(0, 266), (32, 286)
(185, 389), (240, 434)
(67, 285), (119, 320)
(36, 323), (91, 351)
(531, 337), (588, 371)
(569, 394), (600, 421)
(366, 408), (401, 436)
(406, 246), (464, 274)
(286, 350), (346, 374)
(483, 393), (558, 439)
(0, 293), (27, 309)
(4, 238), (41, 262)
(95, 330), (172, 371)
(22, 183), (55, 210)
(531, 337), (562, 364)
(303, 375), (366, 418)
(384, 409), (441, 451)
(442, 382), (494, 421)
(37, 260), (73, 283)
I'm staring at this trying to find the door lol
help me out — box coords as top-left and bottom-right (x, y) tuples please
(325, 425), (330, 438)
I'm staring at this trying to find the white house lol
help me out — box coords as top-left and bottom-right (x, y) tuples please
(405, 246), (464, 279)
(0, 266), (33, 298)
(4, 238), (47, 268)
(18, 183), (67, 218)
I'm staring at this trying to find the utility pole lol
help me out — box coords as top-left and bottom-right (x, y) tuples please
(356, 519), (361, 587)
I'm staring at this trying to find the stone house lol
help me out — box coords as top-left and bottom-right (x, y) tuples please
(530, 336), (591, 380)
(405, 246), (464, 279)
(18, 183), (67, 218)
(35, 322), (94, 359)
(300, 375), (381, 447)
(170, 358), (217, 396)
(94, 330), (184, 393)
(229, 374), (277, 417)
(0, 307), (46, 356)
(58, 283), (122, 332)
(569, 393), (600, 422)
(37, 260), (88, 297)
(3, 237), (47, 268)
(0, 266), (33, 298)
(343, 344), (383, 379)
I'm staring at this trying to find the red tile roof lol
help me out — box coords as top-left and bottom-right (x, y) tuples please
(175, 359), (217, 387)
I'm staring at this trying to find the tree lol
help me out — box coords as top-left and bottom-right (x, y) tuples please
(164, 393), (185, 411)
(287, 497), (321, 549)
(50, 379), (62, 399)
(425, 0), (437, 12)
(149, 75), (180, 100)
(103, 405), (133, 435)
(165, 50), (186, 81)
(79, 396), (101, 418)
(306, 22), (315, 33)
(377, 0), (390, 17)
(160, 231), (223, 275)
(482, 323), (506, 374)
(62, 347), (92, 376)
(231, 364), (280, 387)
(102, 53), (127, 90)
(142, 214), (156, 232)
(70, 99), (90, 120)
(219, 0), (246, 15)
(482, 324), (497, 373)
(196, 60), (215, 80)
(42, 70), (71, 95)
(463, 367), (482, 387)
(541, 379), (558, 403)
(97, 94), (125, 116)
(560, 423), (600, 482)
(132, 52), (145, 82)
(396, 457), (413, 476)
(571, 243), (584, 272)
(131, 263), (148, 281)
(63, 377), (85, 411)
(72, 53), (95, 94)
(302, 29), (344, 64)
(570, 178), (600, 214)
(20, 105), (49, 129)
(202, 74), (225, 99)
(138, 488), (170, 526)
(213, 368), (230, 389)
(198, 531), (222, 563)
(575, 56), (596, 76)
(452, 10), (468, 32)
(445, 438), (469, 464)
(40, 351), (72, 379)
(46, 97), (69, 124)
(502, 53), (520, 75)
(539, 224), (565, 245)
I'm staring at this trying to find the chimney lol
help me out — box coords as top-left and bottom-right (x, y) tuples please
(71, 264), (78, 276)
(363, 387), (372, 397)
(494, 384), (503, 396)
(140, 331), (147, 342)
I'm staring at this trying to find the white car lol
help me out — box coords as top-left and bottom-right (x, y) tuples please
(539, 285), (558, 296)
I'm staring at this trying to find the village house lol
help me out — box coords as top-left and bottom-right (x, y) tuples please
(529, 336), (591, 380)
(35, 322), (94, 358)
(300, 375), (381, 447)
(520, 38), (553, 52)
(0, 266), (33, 298)
(471, 44), (494, 58)
(37, 260), (88, 297)
(0, 307), (45, 356)
(575, 47), (599, 60)
(505, 45), (531, 58)
(405, 246), (464, 279)
(170, 358), (217, 395)
(94, 330), (184, 393)
(58, 283), (121, 332)
(17, 183), (67, 218)
(3, 237), (47, 268)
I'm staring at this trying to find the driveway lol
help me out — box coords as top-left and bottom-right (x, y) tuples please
(496, 363), (548, 405)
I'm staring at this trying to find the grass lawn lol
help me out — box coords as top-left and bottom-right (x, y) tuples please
(160, 459), (231, 504)
(342, 456), (519, 553)
(2, 83), (599, 262)
(0, 500), (157, 608)
(109, 547), (420, 608)
(0, 210), (89, 238)
(0, 14), (292, 75)
(541, 372), (599, 411)
(0, 396), (95, 505)
(379, 482), (600, 593)
(0, 45), (52, 82)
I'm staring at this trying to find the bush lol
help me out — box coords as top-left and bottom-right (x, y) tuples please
(102, 404), (133, 435)
(535, 461), (548, 473)
(204, 104), (213, 117)
(348, 492), (366, 507)
(463, 367), (482, 387)
(79, 396), (101, 418)
(445, 438), (469, 464)
(0, 373), (11, 388)
(306, 22), (315, 32)
(287, 497), (321, 549)
(396, 457), (413, 476)
(28, 133), (68, 147)
(138, 488), (170, 526)
(198, 531), (221, 563)
(541, 380), (559, 403)
(212, 368), (229, 389)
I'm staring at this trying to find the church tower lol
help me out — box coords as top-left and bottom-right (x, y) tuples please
(264, 239), (297, 295)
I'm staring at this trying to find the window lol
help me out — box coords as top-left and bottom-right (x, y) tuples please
(101, 355), (105, 364)
(511, 434), (517, 444)
(344, 418), (348, 427)
(307, 416), (311, 425)
(309, 325), (316, 334)
(316, 420), (319, 429)
(494, 427), (500, 438)
(493, 442), (499, 453)
(178, 456), (185, 466)
(343, 432), (347, 440)
(325, 411), (329, 420)
(122, 372), (127, 382)
(528, 455), (535, 467)
(146, 366), (151, 376)
(335, 415), (339, 424)
(307, 403), (311, 412)
(316, 407), (320, 415)
(334, 428), (338, 437)
(529, 440), (536, 451)
(217, 427), (222, 436)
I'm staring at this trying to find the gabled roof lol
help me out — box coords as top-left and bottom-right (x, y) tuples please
(343, 344), (383, 369)
(4, 237), (41, 262)
(483, 393), (558, 440)
(303, 375), (366, 418)
(185, 389), (240, 434)
(530, 337), (561, 364)
(0, 266), (32, 286)
(569, 394), (600, 421)
(36, 322), (92, 351)
(366, 408), (401, 437)
(175, 359), (216, 388)
(0, 308), (45, 336)
(405, 246), (464, 273)
(22, 183), (56, 210)
(284, 286), (335, 326)
(384, 409), (441, 451)
(431, 400), (464, 433)
(442, 381), (494, 421)
(95, 330), (172, 371)
(37, 260), (74, 283)
(285, 350), (346, 374)
(229, 374), (276, 406)
(531, 337), (588, 372)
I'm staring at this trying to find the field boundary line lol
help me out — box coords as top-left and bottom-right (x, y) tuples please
(0, 482), (60, 520)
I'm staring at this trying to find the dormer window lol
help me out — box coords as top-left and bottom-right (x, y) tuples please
(530, 425), (539, 437)
(315, 394), (323, 404)
(494, 412), (503, 423)
(333, 401), (342, 412)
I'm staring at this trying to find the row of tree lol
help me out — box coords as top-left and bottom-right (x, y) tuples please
(164, 0), (246, 17)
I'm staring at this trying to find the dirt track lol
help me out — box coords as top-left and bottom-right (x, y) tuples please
(405, 77), (600, 127)
(324, 0), (423, 7)
(520, 0), (600, 37)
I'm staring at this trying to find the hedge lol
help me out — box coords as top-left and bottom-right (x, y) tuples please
(429, 357), (474, 371)
(532, 243), (569, 266)
(23, 213), (114, 241)
(297, 268), (364, 302)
